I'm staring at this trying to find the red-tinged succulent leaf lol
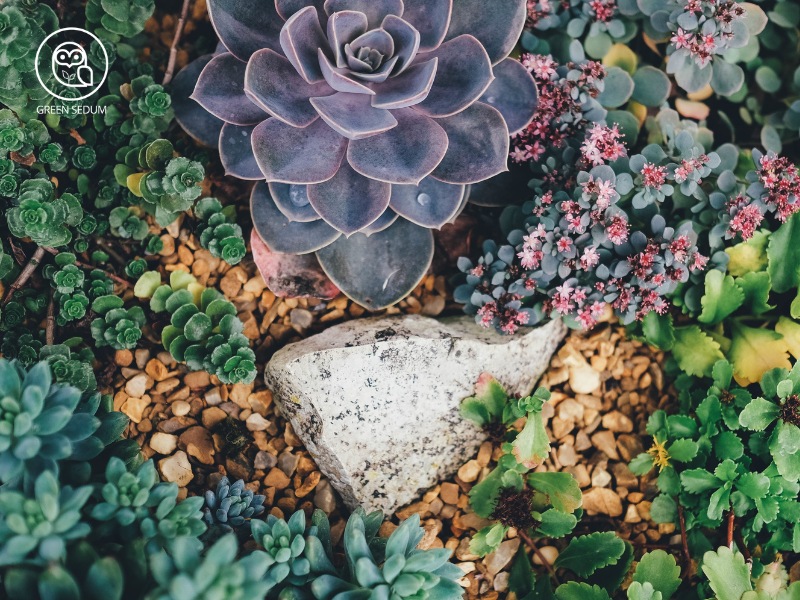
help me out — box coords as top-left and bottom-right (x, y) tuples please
(310, 93), (398, 140)
(172, 55), (224, 148)
(415, 35), (493, 118)
(280, 6), (328, 83)
(323, 0), (404, 28)
(269, 182), (322, 222)
(401, 0), (452, 51)
(191, 53), (268, 125)
(389, 177), (465, 228)
(219, 123), (262, 179)
(307, 163), (391, 234)
(251, 181), (341, 254)
(444, 0), (527, 65)
(208, 0), (284, 60)
(251, 117), (348, 184)
(251, 228), (340, 299)
(371, 58), (437, 109)
(316, 218), (434, 310)
(431, 103), (510, 184)
(480, 57), (538, 135)
(245, 48), (331, 127)
(347, 108), (448, 184)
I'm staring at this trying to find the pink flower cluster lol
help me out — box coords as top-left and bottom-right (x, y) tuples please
(511, 55), (605, 164)
(641, 162), (668, 190)
(477, 295), (531, 334)
(674, 155), (710, 183)
(589, 0), (617, 22)
(581, 124), (627, 167)
(670, 0), (745, 67)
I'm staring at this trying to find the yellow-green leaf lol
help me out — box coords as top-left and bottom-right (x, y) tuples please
(729, 322), (791, 385)
(775, 317), (800, 360)
(672, 326), (725, 377)
(725, 230), (768, 276)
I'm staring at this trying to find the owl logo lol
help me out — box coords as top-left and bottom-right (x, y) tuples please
(52, 41), (93, 88)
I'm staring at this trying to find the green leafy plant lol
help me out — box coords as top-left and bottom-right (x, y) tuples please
(194, 197), (246, 266)
(90, 295), (145, 350)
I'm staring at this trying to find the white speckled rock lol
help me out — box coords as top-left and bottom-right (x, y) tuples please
(265, 315), (566, 514)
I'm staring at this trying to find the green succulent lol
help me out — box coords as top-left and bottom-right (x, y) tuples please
(143, 234), (164, 255)
(57, 291), (90, 324)
(203, 476), (266, 533)
(0, 161), (19, 197)
(125, 258), (148, 278)
(38, 142), (67, 171)
(6, 179), (83, 248)
(252, 510), (313, 590)
(39, 343), (96, 393)
(194, 198), (247, 266)
(1, 332), (43, 367)
(147, 534), (274, 600)
(47, 254), (85, 295)
(0, 109), (48, 158)
(72, 146), (98, 171)
(91, 457), (172, 527)
(311, 513), (463, 600)
(139, 157), (204, 226)
(0, 359), (127, 483)
(85, 0), (155, 43)
(109, 206), (150, 240)
(85, 269), (115, 300)
(0, 470), (91, 565)
(0, 300), (27, 331)
(90, 295), (145, 350)
(140, 488), (207, 548)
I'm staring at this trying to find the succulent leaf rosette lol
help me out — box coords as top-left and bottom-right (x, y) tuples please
(175, 0), (538, 308)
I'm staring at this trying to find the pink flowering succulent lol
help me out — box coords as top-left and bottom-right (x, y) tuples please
(173, 0), (540, 309)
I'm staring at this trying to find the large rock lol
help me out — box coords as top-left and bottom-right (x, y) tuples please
(265, 315), (566, 514)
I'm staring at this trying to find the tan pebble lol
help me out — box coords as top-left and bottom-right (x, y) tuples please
(145, 359), (170, 382)
(179, 426), (215, 465)
(440, 482), (460, 505)
(121, 395), (151, 423)
(601, 410), (634, 433)
(570, 364), (601, 394)
(379, 522), (398, 538)
(158, 451), (193, 486)
(264, 467), (291, 489)
(155, 378), (181, 394)
(125, 373), (152, 398)
(134, 349), (149, 369)
(627, 492), (644, 503)
(457, 460), (481, 483)
(582, 487), (623, 517)
(295, 471), (321, 498)
(230, 383), (253, 408)
(114, 349), (133, 367)
(485, 539), (520, 576)
(202, 407), (227, 429)
(617, 434), (644, 462)
(172, 400), (191, 417)
(532, 546), (559, 565)
(556, 444), (578, 467)
(624, 504), (642, 523)
(184, 371), (211, 388)
(565, 464), (591, 488)
(557, 398), (584, 421)
(417, 519), (443, 550)
(246, 413), (270, 432)
(591, 430), (620, 460)
(149, 432), (178, 455)
(551, 416), (575, 440)
(591, 468), (612, 488)
(476, 442), (493, 467)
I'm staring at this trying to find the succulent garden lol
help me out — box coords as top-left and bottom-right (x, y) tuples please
(0, 0), (799, 598)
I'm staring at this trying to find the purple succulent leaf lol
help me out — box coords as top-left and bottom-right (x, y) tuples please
(307, 163), (391, 234)
(450, 184), (471, 223)
(345, 54), (399, 82)
(381, 15), (420, 75)
(371, 58), (437, 109)
(444, 0), (526, 65)
(280, 6), (329, 83)
(323, 0), (404, 29)
(316, 218), (434, 310)
(360, 208), (399, 235)
(191, 53), (268, 125)
(347, 108), (447, 184)
(350, 28), (395, 58)
(275, 0), (327, 23)
(327, 10), (369, 68)
(251, 181), (341, 253)
(219, 123), (263, 179)
(269, 182), (322, 222)
(319, 49), (375, 94)
(431, 102), (510, 184)
(414, 35), (493, 118)
(171, 55), (224, 148)
(467, 169), (529, 207)
(208, 0), (284, 60)
(252, 117), (348, 183)
(389, 177), (465, 228)
(400, 0), (452, 51)
(310, 93), (397, 140)
(245, 49), (331, 127)
(479, 58), (538, 136)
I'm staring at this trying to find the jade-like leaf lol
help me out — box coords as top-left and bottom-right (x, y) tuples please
(701, 547), (752, 600)
(729, 322), (791, 386)
(672, 326), (725, 377)
(632, 550), (680, 599)
(698, 270), (745, 325)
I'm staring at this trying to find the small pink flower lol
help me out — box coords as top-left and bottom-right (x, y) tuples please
(641, 162), (667, 189)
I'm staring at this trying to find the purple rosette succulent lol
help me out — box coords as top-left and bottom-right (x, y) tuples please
(175, 0), (538, 309)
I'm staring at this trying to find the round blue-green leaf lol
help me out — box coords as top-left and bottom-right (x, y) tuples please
(597, 67), (634, 108)
(761, 124), (782, 154)
(631, 66), (671, 107)
(183, 313), (213, 342)
(755, 65), (781, 93)
(584, 32), (612, 59)
(606, 110), (640, 143)
(710, 59), (744, 97)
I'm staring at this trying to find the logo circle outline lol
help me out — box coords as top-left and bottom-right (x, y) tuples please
(35, 27), (109, 102)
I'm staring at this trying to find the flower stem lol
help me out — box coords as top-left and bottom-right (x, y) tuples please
(1, 246), (46, 307)
(163, 0), (192, 85)
(518, 530), (560, 585)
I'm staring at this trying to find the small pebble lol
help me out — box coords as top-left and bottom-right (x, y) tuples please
(172, 400), (191, 417)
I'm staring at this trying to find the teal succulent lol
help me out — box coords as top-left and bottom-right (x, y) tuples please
(203, 476), (266, 532)
(0, 359), (127, 483)
(109, 206), (150, 240)
(147, 534), (274, 600)
(90, 295), (145, 350)
(91, 458), (171, 527)
(311, 513), (463, 600)
(140, 487), (207, 548)
(39, 343), (97, 393)
(194, 198), (246, 266)
(6, 179), (83, 248)
(252, 510), (313, 590)
(0, 470), (91, 565)
(85, 0), (155, 41)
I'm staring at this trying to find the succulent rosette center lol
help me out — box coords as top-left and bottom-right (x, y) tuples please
(176, 0), (538, 308)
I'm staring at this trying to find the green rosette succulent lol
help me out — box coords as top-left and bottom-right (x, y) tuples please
(203, 476), (266, 533)
(1, 332), (42, 367)
(90, 295), (145, 351)
(109, 206), (150, 240)
(146, 534), (274, 600)
(91, 458), (173, 528)
(311, 513), (463, 600)
(39, 343), (96, 393)
(0, 359), (128, 483)
(140, 490), (207, 549)
(57, 292), (90, 325)
(251, 510), (313, 590)
(6, 179), (83, 248)
(72, 146), (98, 171)
(194, 198), (246, 266)
(39, 142), (68, 171)
(46, 254), (85, 295)
(85, 0), (155, 42)
(0, 470), (92, 565)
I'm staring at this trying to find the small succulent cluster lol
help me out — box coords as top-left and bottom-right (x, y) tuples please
(6, 178), (84, 248)
(194, 197), (247, 265)
(85, 0), (155, 42)
(630, 360), (800, 580)
(460, 375), (582, 556)
(90, 295), (145, 350)
(135, 271), (257, 384)
(44, 252), (114, 326)
(175, 0), (540, 309)
(203, 476), (266, 533)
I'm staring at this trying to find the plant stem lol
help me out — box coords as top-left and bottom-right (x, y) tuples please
(162, 0), (192, 85)
(678, 503), (691, 572)
(519, 530), (560, 585)
(726, 510), (735, 548)
(1, 246), (46, 306)
(733, 528), (752, 562)
(46, 293), (56, 345)
(42, 247), (132, 288)
(95, 240), (126, 266)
